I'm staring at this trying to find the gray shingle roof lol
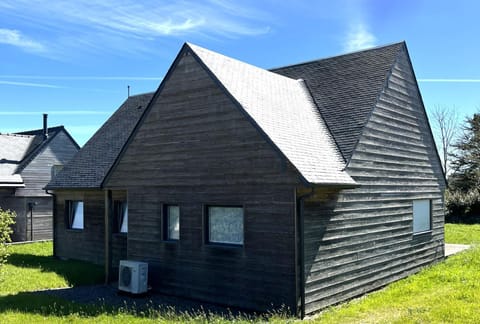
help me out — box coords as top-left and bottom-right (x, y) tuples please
(46, 93), (154, 189)
(0, 127), (70, 187)
(272, 42), (404, 162)
(188, 43), (355, 186)
(48, 42), (405, 189)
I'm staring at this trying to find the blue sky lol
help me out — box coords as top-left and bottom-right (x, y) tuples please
(0, 0), (479, 146)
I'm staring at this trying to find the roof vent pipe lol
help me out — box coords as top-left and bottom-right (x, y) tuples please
(43, 113), (48, 140)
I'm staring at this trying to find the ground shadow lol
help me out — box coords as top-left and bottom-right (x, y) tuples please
(7, 253), (103, 286)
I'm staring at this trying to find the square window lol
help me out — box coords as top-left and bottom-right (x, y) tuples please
(66, 200), (84, 230)
(114, 201), (128, 233)
(413, 200), (431, 233)
(164, 205), (179, 241)
(207, 206), (244, 245)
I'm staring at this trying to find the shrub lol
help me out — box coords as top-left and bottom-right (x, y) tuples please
(445, 189), (480, 223)
(0, 208), (16, 270)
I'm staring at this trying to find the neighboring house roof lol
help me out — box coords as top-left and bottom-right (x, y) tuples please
(272, 42), (404, 162)
(0, 127), (75, 187)
(46, 93), (154, 189)
(47, 42), (409, 190)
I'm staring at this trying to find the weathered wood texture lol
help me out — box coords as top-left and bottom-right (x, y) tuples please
(302, 49), (445, 314)
(106, 52), (301, 312)
(17, 131), (79, 197)
(3, 131), (79, 241)
(54, 189), (127, 267)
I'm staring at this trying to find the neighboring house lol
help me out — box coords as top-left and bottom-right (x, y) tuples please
(0, 115), (79, 241)
(46, 42), (446, 317)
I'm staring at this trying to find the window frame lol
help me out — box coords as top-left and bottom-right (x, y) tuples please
(412, 199), (432, 235)
(113, 200), (128, 234)
(65, 200), (84, 230)
(162, 204), (180, 242)
(204, 205), (244, 247)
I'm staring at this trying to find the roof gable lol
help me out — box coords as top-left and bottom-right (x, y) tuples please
(272, 42), (405, 162)
(46, 92), (154, 189)
(187, 43), (355, 186)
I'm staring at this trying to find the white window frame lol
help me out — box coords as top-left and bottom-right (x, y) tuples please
(413, 199), (432, 234)
(206, 206), (244, 246)
(67, 200), (84, 230)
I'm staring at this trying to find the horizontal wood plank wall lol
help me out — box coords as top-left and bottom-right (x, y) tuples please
(12, 131), (78, 241)
(17, 131), (79, 197)
(0, 190), (26, 241)
(54, 190), (106, 265)
(302, 49), (445, 314)
(107, 52), (301, 313)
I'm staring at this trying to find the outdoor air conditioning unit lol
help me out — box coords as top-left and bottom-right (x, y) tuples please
(118, 260), (148, 294)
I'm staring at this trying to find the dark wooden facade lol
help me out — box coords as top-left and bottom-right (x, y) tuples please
(1, 130), (79, 241)
(106, 52), (301, 311)
(49, 42), (445, 317)
(301, 49), (445, 314)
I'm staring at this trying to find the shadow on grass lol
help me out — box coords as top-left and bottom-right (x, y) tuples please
(0, 292), (111, 318)
(7, 253), (103, 286)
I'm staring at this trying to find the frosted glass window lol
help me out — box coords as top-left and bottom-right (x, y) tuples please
(208, 206), (243, 245)
(166, 205), (179, 240)
(68, 200), (84, 230)
(413, 200), (431, 233)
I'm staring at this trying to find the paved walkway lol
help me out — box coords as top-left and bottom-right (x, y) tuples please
(445, 243), (471, 257)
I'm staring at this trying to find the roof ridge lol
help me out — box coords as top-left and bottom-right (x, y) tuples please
(270, 41), (405, 71)
(0, 133), (35, 138)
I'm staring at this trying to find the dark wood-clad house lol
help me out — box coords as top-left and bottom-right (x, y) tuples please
(0, 115), (79, 241)
(46, 42), (446, 317)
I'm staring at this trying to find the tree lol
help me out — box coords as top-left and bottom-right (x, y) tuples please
(450, 113), (480, 192)
(431, 105), (459, 176)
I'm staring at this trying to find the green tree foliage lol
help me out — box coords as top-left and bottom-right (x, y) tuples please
(447, 113), (480, 222)
(0, 208), (16, 270)
(450, 113), (480, 192)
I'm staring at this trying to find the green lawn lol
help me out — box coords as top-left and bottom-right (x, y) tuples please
(0, 224), (479, 323)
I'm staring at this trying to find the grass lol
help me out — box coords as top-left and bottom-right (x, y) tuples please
(445, 223), (480, 244)
(0, 224), (479, 323)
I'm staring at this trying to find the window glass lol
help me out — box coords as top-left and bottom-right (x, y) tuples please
(166, 205), (179, 240)
(413, 200), (431, 233)
(69, 201), (84, 230)
(119, 202), (128, 233)
(208, 206), (243, 245)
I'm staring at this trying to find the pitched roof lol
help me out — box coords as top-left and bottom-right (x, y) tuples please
(188, 43), (355, 186)
(0, 134), (34, 186)
(48, 42), (406, 189)
(46, 92), (154, 189)
(272, 42), (405, 162)
(0, 127), (72, 187)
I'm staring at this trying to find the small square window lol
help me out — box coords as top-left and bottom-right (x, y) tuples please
(164, 205), (179, 241)
(207, 206), (244, 245)
(114, 201), (128, 233)
(66, 200), (84, 230)
(413, 200), (431, 234)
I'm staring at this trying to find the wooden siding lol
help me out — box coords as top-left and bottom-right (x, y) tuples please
(17, 131), (79, 197)
(106, 52), (301, 313)
(302, 49), (445, 315)
(54, 190), (127, 267)
(7, 131), (79, 241)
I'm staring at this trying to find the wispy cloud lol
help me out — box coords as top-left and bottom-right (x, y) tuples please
(343, 23), (377, 52)
(0, 75), (162, 81)
(0, 111), (109, 116)
(418, 79), (480, 83)
(0, 0), (271, 58)
(0, 28), (45, 53)
(0, 80), (62, 88)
